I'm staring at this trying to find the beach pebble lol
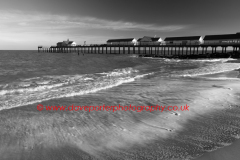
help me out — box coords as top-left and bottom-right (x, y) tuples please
(171, 112), (179, 116)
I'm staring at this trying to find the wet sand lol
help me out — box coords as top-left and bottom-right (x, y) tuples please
(0, 55), (240, 160)
(194, 67), (240, 160)
(195, 139), (240, 160)
(1, 73), (240, 160)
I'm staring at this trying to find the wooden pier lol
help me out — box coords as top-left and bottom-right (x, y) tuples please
(38, 44), (240, 58)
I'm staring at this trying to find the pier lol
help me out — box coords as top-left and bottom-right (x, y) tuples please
(38, 44), (240, 58)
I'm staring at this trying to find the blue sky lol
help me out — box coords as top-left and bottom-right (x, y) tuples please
(1, 0), (240, 50)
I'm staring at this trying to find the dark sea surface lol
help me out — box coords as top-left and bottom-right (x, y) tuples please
(1, 50), (240, 160)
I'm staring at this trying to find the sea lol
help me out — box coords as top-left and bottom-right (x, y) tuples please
(1, 50), (240, 160)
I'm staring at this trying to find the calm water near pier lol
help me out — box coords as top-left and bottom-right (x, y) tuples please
(1, 50), (240, 160)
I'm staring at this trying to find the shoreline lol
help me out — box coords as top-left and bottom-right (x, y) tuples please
(195, 138), (240, 160)
(193, 66), (240, 159)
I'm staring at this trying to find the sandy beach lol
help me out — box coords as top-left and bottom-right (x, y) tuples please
(1, 51), (240, 160)
(195, 139), (240, 160)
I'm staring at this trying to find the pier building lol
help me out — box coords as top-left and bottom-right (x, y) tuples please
(164, 36), (203, 45)
(57, 39), (77, 47)
(137, 36), (163, 45)
(203, 33), (240, 44)
(107, 38), (137, 46)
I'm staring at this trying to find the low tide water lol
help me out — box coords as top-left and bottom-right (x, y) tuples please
(0, 50), (240, 160)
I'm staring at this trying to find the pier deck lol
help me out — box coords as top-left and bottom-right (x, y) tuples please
(38, 44), (240, 58)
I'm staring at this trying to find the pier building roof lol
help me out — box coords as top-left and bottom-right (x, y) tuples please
(151, 37), (161, 42)
(107, 38), (135, 42)
(164, 36), (201, 41)
(204, 34), (240, 40)
(137, 36), (161, 42)
(57, 39), (77, 46)
(63, 41), (74, 45)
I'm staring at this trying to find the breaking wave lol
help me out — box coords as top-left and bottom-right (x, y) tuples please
(177, 62), (240, 77)
(188, 58), (237, 63)
(0, 68), (153, 111)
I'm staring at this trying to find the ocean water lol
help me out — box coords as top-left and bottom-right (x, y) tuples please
(1, 50), (240, 160)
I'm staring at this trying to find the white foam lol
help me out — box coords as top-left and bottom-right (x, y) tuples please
(203, 77), (240, 81)
(179, 63), (240, 77)
(163, 58), (182, 62)
(161, 58), (237, 64)
(134, 72), (155, 79)
(0, 68), (154, 111)
(188, 58), (237, 63)
(0, 82), (67, 96)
